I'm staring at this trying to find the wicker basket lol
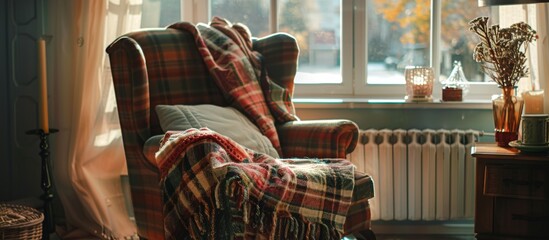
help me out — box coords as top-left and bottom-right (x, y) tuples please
(0, 204), (43, 240)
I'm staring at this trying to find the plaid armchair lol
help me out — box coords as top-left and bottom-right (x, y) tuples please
(107, 22), (375, 240)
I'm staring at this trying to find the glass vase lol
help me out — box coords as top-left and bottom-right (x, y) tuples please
(492, 86), (524, 147)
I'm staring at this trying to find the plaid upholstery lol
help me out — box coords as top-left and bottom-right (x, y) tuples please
(278, 119), (360, 159)
(344, 172), (374, 236)
(252, 33), (300, 122)
(106, 21), (373, 240)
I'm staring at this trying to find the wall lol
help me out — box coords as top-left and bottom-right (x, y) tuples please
(1, 0), (9, 200)
(1, 0), (45, 203)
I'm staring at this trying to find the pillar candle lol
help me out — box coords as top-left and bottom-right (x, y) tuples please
(522, 90), (545, 114)
(38, 38), (49, 133)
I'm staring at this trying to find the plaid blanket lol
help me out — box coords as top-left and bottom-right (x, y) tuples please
(157, 128), (356, 239)
(169, 18), (299, 157)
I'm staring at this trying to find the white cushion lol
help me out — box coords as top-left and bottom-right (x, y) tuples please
(155, 104), (279, 158)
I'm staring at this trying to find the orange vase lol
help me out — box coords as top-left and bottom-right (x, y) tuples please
(492, 86), (524, 147)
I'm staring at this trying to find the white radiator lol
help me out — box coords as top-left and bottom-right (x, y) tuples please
(347, 129), (479, 221)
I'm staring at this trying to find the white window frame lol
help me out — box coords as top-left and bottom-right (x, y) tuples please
(182, 0), (548, 101)
(353, 0), (408, 99)
(182, 0), (209, 24)
(290, 0), (355, 97)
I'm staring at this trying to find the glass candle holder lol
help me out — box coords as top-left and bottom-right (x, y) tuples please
(405, 66), (434, 102)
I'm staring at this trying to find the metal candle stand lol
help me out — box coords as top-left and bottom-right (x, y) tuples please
(26, 128), (58, 240)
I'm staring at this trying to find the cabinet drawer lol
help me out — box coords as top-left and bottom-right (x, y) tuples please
(493, 198), (549, 238)
(484, 165), (549, 200)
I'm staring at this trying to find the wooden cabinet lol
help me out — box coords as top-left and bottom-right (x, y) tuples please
(472, 143), (549, 239)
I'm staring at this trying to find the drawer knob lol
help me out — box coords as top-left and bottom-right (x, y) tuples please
(512, 214), (549, 223)
(503, 178), (543, 189)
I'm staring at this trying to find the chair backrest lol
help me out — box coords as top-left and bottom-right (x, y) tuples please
(107, 26), (299, 239)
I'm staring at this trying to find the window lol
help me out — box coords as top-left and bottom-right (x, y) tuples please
(356, 0), (497, 99)
(141, 0), (541, 100)
(210, 0), (352, 95)
(366, 0), (432, 85)
(211, 1), (270, 37)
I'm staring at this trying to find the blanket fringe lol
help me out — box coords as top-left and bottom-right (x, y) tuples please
(186, 208), (343, 239)
(168, 194), (349, 239)
(176, 177), (344, 240)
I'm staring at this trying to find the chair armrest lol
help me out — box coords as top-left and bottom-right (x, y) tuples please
(277, 119), (359, 158)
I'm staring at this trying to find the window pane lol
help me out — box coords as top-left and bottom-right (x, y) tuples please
(141, 0), (181, 28)
(440, 0), (491, 83)
(211, 0), (270, 37)
(368, 0), (432, 84)
(278, 0), (342, 84)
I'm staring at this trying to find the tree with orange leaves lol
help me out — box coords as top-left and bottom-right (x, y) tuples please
(373, 0), (431, 45)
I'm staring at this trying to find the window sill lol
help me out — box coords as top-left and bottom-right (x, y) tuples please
(293, 98), (492, 110)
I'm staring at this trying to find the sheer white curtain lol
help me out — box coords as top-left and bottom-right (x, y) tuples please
(496, 4), (549, 115)
(497, 5), (539, 93)
(536, 4), (549, 113)
(50, 0), (142, 238)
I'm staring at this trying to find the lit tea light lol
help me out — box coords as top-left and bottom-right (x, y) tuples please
(413, 76), (426, 85)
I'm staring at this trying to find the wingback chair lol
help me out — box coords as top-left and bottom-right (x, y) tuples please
(107, 22), (375, 240)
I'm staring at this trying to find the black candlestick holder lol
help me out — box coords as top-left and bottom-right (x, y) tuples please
(26, 128), (58, 240)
